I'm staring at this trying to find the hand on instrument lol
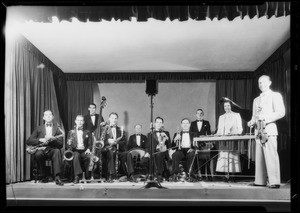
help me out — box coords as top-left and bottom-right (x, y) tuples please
(247, 120), (255, 127)
(108, 138), (115, 145)
(174, 134), (181, 141)
(187, 149), (193, 153)
(85, 149), (91, 155)
(160, 132), (169, 140)
(144, 152), (150, 158)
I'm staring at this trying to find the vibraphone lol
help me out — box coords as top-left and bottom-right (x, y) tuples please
(192, 134), (256, 179)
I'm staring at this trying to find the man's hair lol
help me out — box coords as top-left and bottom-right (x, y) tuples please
(135, 124), (142, 128)
(196, 109), (204, 114)
(44, 110), (54, 116)
(88, 103), (97, 108)
(181, 118), (190, 123)
(155, 116), (164, 123)
(109, 112), (119, 118)
(259, 75), (271, 81)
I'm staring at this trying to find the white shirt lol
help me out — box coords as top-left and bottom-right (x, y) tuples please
(136, 135), (141, 146)
(76, 129), (85, 150)
(45, 124), (53, 137)
(91, 115), (95, 125)
(197, 120), (203, 132)
(181, 132), (191, 148)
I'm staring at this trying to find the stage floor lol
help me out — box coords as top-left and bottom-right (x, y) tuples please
(6, 178), (290, 211)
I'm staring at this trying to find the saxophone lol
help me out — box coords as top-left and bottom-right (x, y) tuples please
(27, 123), (65, 154)
(88, 132), (104, 172)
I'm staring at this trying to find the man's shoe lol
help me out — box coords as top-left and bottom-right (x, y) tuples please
(248, 182), (266, 187)
(107, 175), (114, 183)
(73, 176), (80, 184)
(40, 177), (49, 183)
(268, 184), (280, 189)
(157, 175), (163, 183)
(129, 175), (138, 183)
(55, 176), (64, 186)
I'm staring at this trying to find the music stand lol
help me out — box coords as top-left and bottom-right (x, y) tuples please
(142, 80), (167, 189)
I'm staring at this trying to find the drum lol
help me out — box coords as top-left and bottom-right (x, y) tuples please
(128, 148), (146, 159)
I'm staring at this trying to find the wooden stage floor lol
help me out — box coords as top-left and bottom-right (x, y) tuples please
(6, 179), (290, 212)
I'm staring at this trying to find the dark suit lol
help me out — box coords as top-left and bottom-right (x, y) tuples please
(66, 129), (92, 177)
(171, 132), (196, 175)
(26, 123), (64, 178)
(146, 130), (171, 177)
(84, 114), (104, 133)
(190, 119), (216, 177)
(190, 119), (211, 137)
(102, 126), (127, 176)
(126, 134), (148, 176)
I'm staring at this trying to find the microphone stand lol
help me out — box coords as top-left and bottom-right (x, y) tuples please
(142, 94), (167, 189)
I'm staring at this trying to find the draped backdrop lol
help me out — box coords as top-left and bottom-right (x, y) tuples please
(5, 35), (67, 183)
(4, 35), (290, 183)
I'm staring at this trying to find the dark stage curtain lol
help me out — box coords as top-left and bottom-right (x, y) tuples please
(65, 72), (253, 82)
(5, 35), (66, 183)
(8, 2), (290, 23)
(66, 81), (93, 131)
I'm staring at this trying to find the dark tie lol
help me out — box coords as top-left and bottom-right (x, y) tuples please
(111, 126), (116, 128)
(136, 134), (141, 136)
(197, 120), (202, 123)
(91, 114), (95, 117)
(182, 131), (189, 134)
(46, 123), (53, 127)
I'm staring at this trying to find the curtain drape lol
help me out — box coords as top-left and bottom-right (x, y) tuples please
(66, 81), (93, 131)
(8, 2), (291, 23)
(5, 35), (65, 183)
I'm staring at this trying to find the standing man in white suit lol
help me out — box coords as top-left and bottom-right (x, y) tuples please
(248, 75), (285, 189)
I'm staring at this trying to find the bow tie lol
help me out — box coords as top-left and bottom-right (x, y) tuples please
(90, 114), (95, 117)
(182, 131), (189, 134)
(136, 134), (141, 136)
(77, 127), (83, 131)
(110, 126), (116, 128)
(46, 123), (53, 127)
(197, 120), (203, 122)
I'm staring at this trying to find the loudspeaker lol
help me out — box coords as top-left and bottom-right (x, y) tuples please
(145, 79), (158, 96)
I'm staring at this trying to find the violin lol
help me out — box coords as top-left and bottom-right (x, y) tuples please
(256, 119), (268, 144)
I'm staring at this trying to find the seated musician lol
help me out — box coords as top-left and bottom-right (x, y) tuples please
(26, 110), (64, 186)
(65, 115), (92, 184)
(170, 118), (196, 182)
(147, 116), (171, 183)
(190, 109), (216, 181)
(215, 100), (243, 181)
(101, 112), (127, 182)
(126, 124), (148, 182)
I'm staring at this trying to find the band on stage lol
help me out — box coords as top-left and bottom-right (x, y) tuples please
(26, 75), (285, 189)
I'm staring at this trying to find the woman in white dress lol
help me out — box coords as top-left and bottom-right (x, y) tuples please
(215, 100), (243, 180)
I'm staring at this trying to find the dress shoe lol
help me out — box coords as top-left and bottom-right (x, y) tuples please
(170, 174), (178, 182)
(129, 175), (138, 183)
(55, 176), (64, 186)
(106, 175), (114, 183)
(40, 177), (49, 183)
(157, 175), (163, 183)
(268, 184), (280, 189)
(248, 182), (266, 187)
(73, 176), (80, 184)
